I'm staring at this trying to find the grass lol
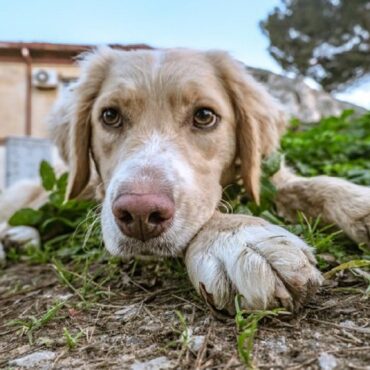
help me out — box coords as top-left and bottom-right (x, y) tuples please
(9, 301), (64, 344)
(63, 327), (84, 350)
(3, 110), (370, 366)
(234, 296), (285, 369)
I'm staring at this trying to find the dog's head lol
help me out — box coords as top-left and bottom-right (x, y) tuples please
(54, 47), (285, 257)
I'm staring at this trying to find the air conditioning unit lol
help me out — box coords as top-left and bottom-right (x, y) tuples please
(32, 68), (58, 89)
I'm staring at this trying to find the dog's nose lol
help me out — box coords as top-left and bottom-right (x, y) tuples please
(112, 194), (175, 241)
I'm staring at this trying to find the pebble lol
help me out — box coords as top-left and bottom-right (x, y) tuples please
(9, 350), (56, 368)
(130, 356), (173, 370)
(0, 242), (5, 267)
(319, 352), (338, 370)
(114, 304), (140, 322)
(189, 335), (205, 353)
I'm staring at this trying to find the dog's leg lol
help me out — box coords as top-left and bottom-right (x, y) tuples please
(185, 212), (322, 314)
(0, 179), (47, 223)
(272, 165), (370, 246)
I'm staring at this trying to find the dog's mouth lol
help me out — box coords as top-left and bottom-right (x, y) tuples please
(116, 233), (179, 257)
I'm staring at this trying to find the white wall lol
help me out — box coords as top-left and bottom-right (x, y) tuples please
(0, 143), (62, 192)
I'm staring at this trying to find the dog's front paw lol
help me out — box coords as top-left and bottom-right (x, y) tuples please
(2, 226), (41, 250)
(185, 213), (323, 314)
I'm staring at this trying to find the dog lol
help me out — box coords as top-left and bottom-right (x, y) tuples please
(1, 47), (370, 314)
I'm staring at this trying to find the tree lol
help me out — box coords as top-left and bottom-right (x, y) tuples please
(261, 0), (370, 91)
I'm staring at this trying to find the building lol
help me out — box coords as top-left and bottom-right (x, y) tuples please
(0, 42), (150, 189)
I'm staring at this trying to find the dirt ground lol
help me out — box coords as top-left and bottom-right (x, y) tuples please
(0, 259), (369, 370)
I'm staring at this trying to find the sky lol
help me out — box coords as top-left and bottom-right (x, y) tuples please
(0, 0), (368, 108)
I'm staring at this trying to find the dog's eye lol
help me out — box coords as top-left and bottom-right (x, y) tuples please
(193, 108), (218, 129)
(101, 108), (122, 127)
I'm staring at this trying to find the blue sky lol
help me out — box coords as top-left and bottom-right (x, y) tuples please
(0, 0), (281, 71)
(0, 0), (368, 107)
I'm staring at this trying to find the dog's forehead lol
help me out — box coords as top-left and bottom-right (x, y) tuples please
(107, 49), (220, 90)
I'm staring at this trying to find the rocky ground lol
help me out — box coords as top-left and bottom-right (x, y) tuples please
(0, 257), (369, 370)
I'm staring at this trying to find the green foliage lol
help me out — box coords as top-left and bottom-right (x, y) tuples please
(282, 111), (370, 184)
(9, 208), (43, 226)
(261, 0), (370, 91)
(9, 163), (100, 262)
(40, 160), (57, 191)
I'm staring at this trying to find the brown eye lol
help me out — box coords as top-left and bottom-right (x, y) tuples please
(193, 108), (218, 129)
(101, 108), (122, 127)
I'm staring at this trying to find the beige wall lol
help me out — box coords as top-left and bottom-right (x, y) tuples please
(31, 64), (79, 138)
(0, 63), (27, 137)
(0, 60), (79, 189)
(0, 61), (79, 140)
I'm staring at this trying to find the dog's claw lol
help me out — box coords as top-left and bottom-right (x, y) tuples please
(199, 282), (232, 320)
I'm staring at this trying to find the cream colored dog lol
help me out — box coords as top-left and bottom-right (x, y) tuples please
(2, 47), (370, 314)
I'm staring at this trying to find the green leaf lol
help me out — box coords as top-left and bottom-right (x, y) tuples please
(57, 173), (68, 196)
(40, 161), (56, 191)
(262, 152), (282, 177)
(8, 208), (44, 226)
(49, 192), (65, 208)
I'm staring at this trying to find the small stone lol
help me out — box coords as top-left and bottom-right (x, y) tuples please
(189, 335), (205, 352)
(340, 320), (355, 328)
(319, 352), (338, 370)
(115, 304), (140, 322)
(130, 356), (173, 370)
(9, 350), (56, 368)
(0, 242), (6, 267)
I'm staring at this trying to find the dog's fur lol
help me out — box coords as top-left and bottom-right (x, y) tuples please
(1, 47), (370, 313)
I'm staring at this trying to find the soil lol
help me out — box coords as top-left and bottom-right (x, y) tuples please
(0, 260), (369, 370)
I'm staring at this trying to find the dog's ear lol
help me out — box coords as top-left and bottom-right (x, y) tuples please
(58, 47), (114, 199)
(207, 51), (286, 204)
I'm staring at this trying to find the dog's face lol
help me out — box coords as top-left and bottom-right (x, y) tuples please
(61, 47), (285, 257)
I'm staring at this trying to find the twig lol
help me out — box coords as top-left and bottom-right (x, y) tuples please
(309, 319), (370, 334)
(194, 326), (211, 369)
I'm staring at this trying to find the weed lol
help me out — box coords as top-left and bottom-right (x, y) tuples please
(175, 310), (191, 349)
(234, 296), (284, 369)
(9, 301), (64, 344)
(63, 327), (84, 350)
